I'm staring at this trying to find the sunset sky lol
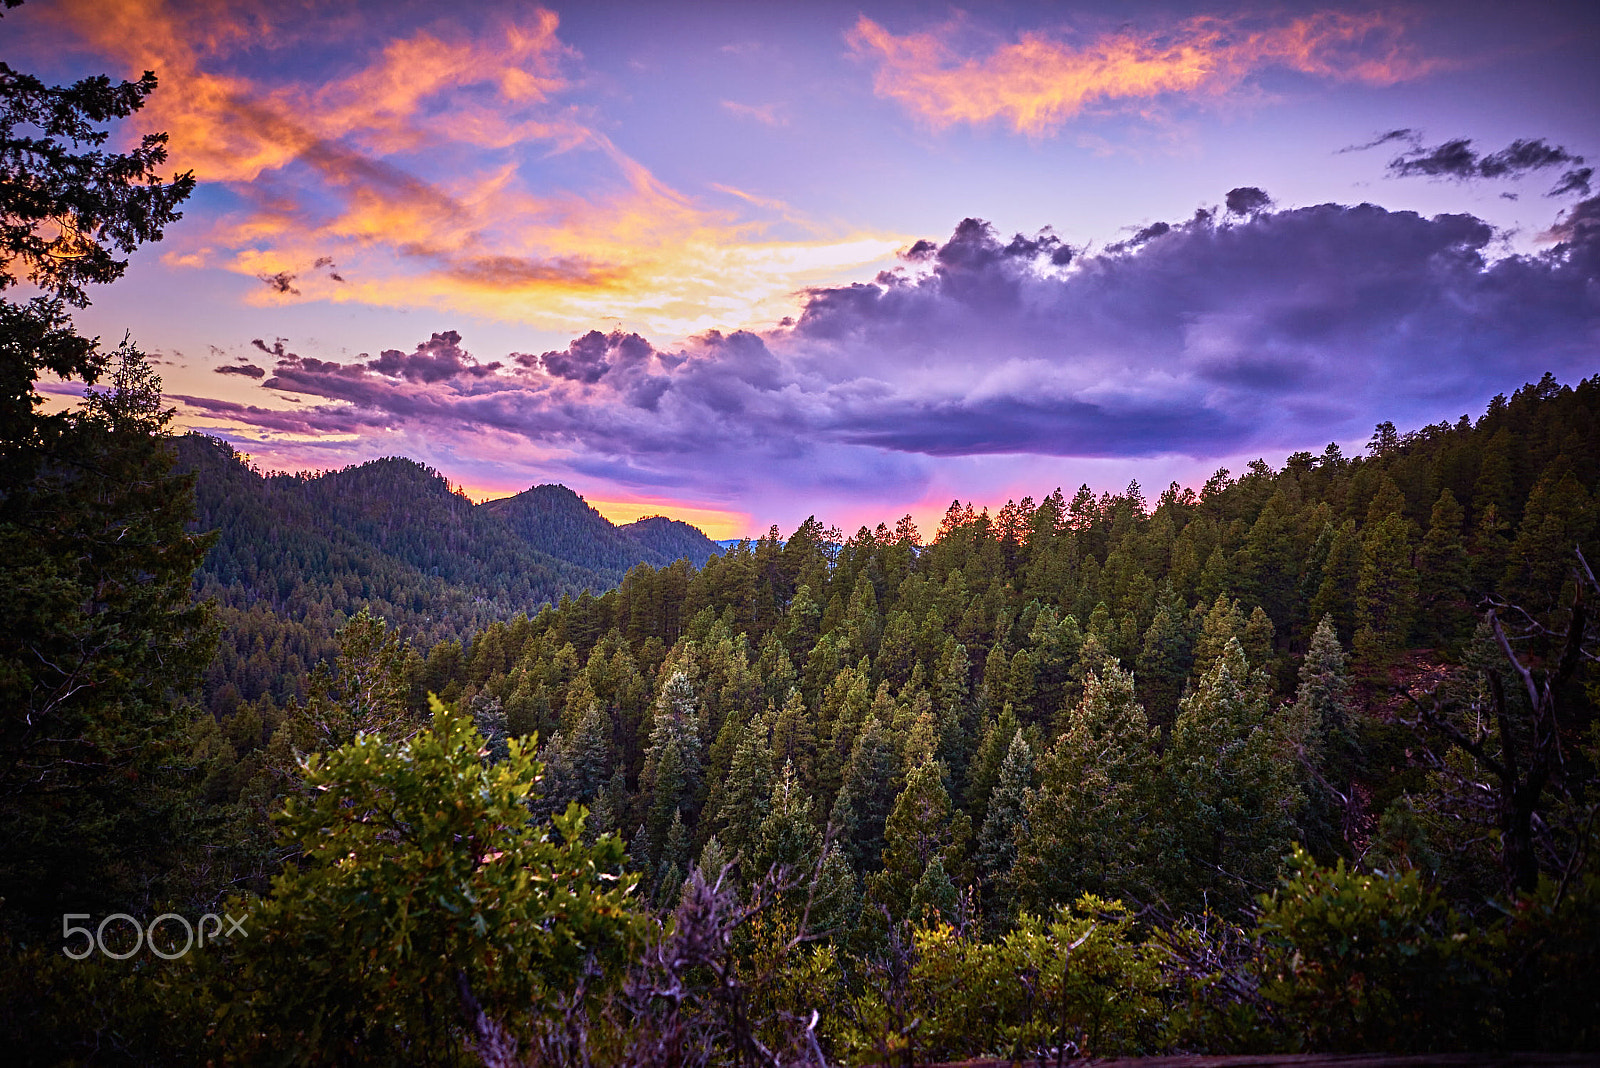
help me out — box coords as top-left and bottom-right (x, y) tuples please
(12, 0), (1599, 538)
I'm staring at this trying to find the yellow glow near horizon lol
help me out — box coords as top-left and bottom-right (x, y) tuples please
(455, 485), (751, 542)
(584, 498), (753, 542)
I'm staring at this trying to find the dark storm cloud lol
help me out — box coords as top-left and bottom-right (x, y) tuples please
(1544, 197), (1600, 268)
(252, 338), (292, 359)
(1388, 137), (1589, 197)
(1475, 140), (1580, 178)
(206, 194), (1600, 495)
(836, 396), (1230, 457)
(174, 395), (346, 436)
(1130, 220), (1171, 245)
(214, 362), (266, 378)
(782, 200), (1599, 457)
(1550, 168), (1594, 199)
(313, 256), (346, 283)
(1225, 187), (1273, 215)
(258, 271), (299, 295)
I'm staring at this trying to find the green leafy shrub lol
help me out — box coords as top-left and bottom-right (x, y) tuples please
(831, 895), (1166, 1063)
(210, 697), (644, 1066)
(1255, 846), (1495, 1051)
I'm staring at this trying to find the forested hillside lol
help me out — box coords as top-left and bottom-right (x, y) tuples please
(198, 372), (1598, 898)
(399, 371), (1596, 898)
(483, 484), (717, 576)
(176, 434), (721, 715)
(144, 371), (1599, 1062)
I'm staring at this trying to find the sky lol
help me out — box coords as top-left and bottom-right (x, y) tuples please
(10, 0), (1600, 538)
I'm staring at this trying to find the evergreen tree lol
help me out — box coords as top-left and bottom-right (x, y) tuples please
(826, 715), (900, 873)
(908, 855), (961, 923)
(842, 571), (882, 661)
(755, 631), (798, 708)
(1193, 593), (1247, 669)
(975, 730), (1034, 919)
(1468, 501), (1512, 592)
(877, 609), (920, 689)
(1240, 490), (1298, 627)
(783, 582), (822, 658)
(1417, 488), (1472, 646)
(1471, 426), (1520, 523)
(656, 807), (691, 904)
(1163, 639), (1300, 912)
(639, 670), (704, 856)
(704, 711), (774, 862)
(1363, 473), (1408, 526)
(1287, 616), (1357, 859)
(965, 703), (1023, 828)
(817, 659), (872, 809)
(931, 636), (974, 785)
(541, 703), (614, 815)
(291, 608), (416, 751)
(1502, 463), (1594, 610)
(977, 641), (1011, 722)
(1196, 544), (1231, 605)
(1136, 589), (1191, 725)
(470, 694), (510, 764)
(1, 340), (215, 923)
(769, 686), (816, 788)
(1309, 519), (1362, 640)
(1026, 605), (1080, 723)
(696, 834), (731, 884)
(753, 759), (822, 878)
(586, 767), (626, 840)
(1013, 664), (1160, 911)
(806, 841), (861, 941)
(1354, 513), (1419, 666)
(1244, 604), (1277, 688)
(869, 758), (972, 920)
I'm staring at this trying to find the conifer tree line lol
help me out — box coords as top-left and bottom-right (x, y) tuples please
(197, 374), (1600, 914)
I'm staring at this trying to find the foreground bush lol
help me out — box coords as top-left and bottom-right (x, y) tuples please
(1255, 846), (1497, 1051)
(210, 698), (644, 1066)
(829, 896), (1167, 1063)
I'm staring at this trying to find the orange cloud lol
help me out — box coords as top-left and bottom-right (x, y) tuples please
(45, 0), (903, 335)
(848, 10), (1440, 136)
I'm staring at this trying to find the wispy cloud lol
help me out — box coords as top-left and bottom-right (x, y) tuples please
(848, 10), (1439, 136)
(721, 100), (786, 127)
(48, 0), (902, 334)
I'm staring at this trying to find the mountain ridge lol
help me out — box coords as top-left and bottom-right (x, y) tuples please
(173, 434), (721, 714)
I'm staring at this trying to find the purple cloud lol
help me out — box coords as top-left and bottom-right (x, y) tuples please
(364, 331), (502, 383)
(1387, 136), (1590, 199)
(199, 195), (1600, 513)
(528, 329), (659, 384)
